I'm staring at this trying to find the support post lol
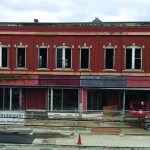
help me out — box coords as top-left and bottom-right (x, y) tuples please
(79, 89), (87, 112)
(9, 88), (12, 110)
(47, 88), (49, 111)
(122, 90), (126, 116)
(50, 89), (53, 111)
(19, 88), (22, 110)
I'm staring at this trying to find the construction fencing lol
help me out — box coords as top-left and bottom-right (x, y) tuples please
(0, 110), (150, 135)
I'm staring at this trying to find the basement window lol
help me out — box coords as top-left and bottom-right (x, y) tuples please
(105, 47), (114, 69)
(39, 47), (48, 68)
(80, 47), (90, 69)
(56, 46), (71, 69)
(17, 47), (25, 68)
(0, 46), (8, 68)
(125, 46), (142, 70)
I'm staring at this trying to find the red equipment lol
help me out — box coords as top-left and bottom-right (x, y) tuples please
(130, 101), (150, 130)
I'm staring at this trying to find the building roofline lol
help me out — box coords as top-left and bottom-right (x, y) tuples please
(0, 21), (150, 27)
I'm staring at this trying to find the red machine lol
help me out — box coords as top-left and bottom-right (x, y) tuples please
(130, 101), (150, 130)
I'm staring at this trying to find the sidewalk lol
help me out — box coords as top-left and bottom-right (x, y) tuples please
(1, 127), (150, 148)
(31, 130), (150, 148)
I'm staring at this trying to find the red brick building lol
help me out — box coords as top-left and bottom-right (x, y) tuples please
(0, 19), (149, 113)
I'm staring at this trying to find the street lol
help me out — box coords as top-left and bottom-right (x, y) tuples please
(0, 145), (150, 150)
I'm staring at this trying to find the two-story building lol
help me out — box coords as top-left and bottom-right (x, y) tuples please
(0, 19), (149, 113)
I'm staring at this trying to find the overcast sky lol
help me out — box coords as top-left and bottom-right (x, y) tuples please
(0, 0), (150, 22)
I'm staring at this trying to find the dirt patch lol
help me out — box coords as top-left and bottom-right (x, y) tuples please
(91, 127), (120, 134)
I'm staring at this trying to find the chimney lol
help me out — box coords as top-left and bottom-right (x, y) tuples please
(34, 19), (38, 23)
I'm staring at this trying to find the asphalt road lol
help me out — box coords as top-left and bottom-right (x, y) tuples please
(0, 132), (68, 144)
(0, 132), (35, 144)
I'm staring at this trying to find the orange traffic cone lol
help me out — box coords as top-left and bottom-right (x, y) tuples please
(77, 134), (82, 145)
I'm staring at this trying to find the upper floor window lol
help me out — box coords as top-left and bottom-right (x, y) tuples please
(125, 46), (142, 70)
(56, 46), (71, 69)
(17, 47), (25, 68)
(80, 47), (90, 69)
(39, 46), (48, 68)
(105, 47), (115, 70)
(0, 45), (8, 68)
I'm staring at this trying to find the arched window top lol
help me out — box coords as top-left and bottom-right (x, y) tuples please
(80, 46), (90, 49)
(57, 46), (71, 49)
(0, 45), (8, 47)
(105, 46), (115, 49)
(125, 46), (142, 70)
(126, 46), (142, 49)
(38, 45), (48, 48)
(16, 45), (26, 48)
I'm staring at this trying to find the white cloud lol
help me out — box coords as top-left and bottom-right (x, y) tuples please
(0, 0), (150, 22)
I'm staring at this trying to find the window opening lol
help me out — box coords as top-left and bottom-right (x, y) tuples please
(105, 48), (114, 69)
(39, 47), (47, 68)
(52, 89), (78, 111)
(80, 48), (89, 69)
(12, 88), (20, 110)
(126, 47), (142, 69)
(17, 47), (25, 67)
(0, 47), (8, 67)
(56, 47), (71, 69)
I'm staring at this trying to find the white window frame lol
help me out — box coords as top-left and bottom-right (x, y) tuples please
(125, 46), (142, 70)
(38, 46), (48, 69)
(16, 46), (26, 68)
(80, 46), (90, 70)
(104, 46), (115, 70)
(0, 45), (8, 68)
(56, 46), (72, 69)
